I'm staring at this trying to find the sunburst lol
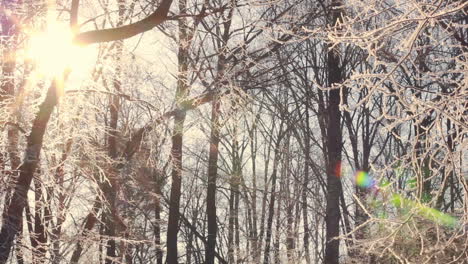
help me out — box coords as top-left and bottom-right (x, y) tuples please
(26, 22), (94, 78)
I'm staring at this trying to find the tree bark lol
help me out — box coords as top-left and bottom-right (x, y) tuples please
(166, 0), (192, 259)
(70, 198), (101, 264)
(154, 182), (163, 264)
(263, 137), (283, 264)
(74, 0), (173, 45)
(0, 79), (61, 264)
(324, 1), (344, 263)
(302, 112), (312, 264)
(32, 178), (47, 264)
(206, 96), (220, 264)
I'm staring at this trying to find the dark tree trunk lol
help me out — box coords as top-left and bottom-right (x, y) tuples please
(103, 2), (126, 262)
(154, 182), (163, 264)
(228, 182), (235, 264)
(51, 139), (74, 264)
(166, 98), (186, 264)
(249, 122), (259, 262)
(166, 0), (192, 259)
(234, 189), (240, 264)
(302, 113), (312, 263)
(206, 97), (220, 264)
(103, 52), (122, 264)
(1, 0), (20, 239)
(274, 173), (282, 264)
(263, 138), (283, 264)
(0, 79), (61, 264)
(70, 198), (101, 263)
(324, 1), (344, 263)
(205, 3), (234, 260)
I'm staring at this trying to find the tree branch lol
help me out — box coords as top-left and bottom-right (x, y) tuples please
(74, 0), (173, 45)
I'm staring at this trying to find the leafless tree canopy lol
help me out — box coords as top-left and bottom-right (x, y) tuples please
(0, 0), (466, 263)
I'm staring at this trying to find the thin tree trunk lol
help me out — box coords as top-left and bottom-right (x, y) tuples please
(249, 122), (259, 262)
(206, 96), (221, 264)
(165, 0), (193, 261)
(228, 131), (242, 264)
(154, 182), (163, 264)
(259, 122), (274, 262)
(103, 2), (126, 262)
(286, 160), (295, 263)
(205, 2), (235, 260)
(302, 118), (311, 263)
(103, 58), (121, 264)
(70, 198), (102, 263)
(274, 187), (281, 264)
(165, 59), (187, 264)
(263, 138), (283, 264)
(33, 178), (47, 264)
(234, 189), (240, 264)
(51, 139), (74, 264)
(228, 184), (235, 264)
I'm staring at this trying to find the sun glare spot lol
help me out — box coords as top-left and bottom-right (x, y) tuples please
(27, 23), (94, 78)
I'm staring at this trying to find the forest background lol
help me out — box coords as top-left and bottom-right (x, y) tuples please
(0, 0), (467, 263)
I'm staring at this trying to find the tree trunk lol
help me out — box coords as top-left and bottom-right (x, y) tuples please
(302, 116), (311, 263)
(1, 0), (20, 243)
(166, 0), (192, 259)
(274, 188), (281, 264)
(263, 138), (282, 264)
(249, 123), (259, 262)
(33, 178), (47, 264)
(206, 96), (221, 264)
(154, 182), (163, 264)
(324, 1), (344, 263)
(0, 79), (61, 264)
(70, 198), (101, 263)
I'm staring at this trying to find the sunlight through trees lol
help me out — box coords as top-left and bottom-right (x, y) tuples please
(1, 0), (466, 263)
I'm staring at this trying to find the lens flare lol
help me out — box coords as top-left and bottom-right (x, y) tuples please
(391, 194), (458, 227)
(355, 171), (373, 188)
(334, 161), (342, 178)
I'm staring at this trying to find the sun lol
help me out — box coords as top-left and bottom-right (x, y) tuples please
(27, 23), (94, 78)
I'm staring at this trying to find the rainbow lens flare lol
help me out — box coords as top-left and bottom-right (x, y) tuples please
(391, 194), (458, 228)
(355, 171), (373, 188)
(334, 161), (342, 178)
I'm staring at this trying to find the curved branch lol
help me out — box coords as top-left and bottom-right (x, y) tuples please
(74, 0), (173, 45)
(70, 0), (80, 30)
